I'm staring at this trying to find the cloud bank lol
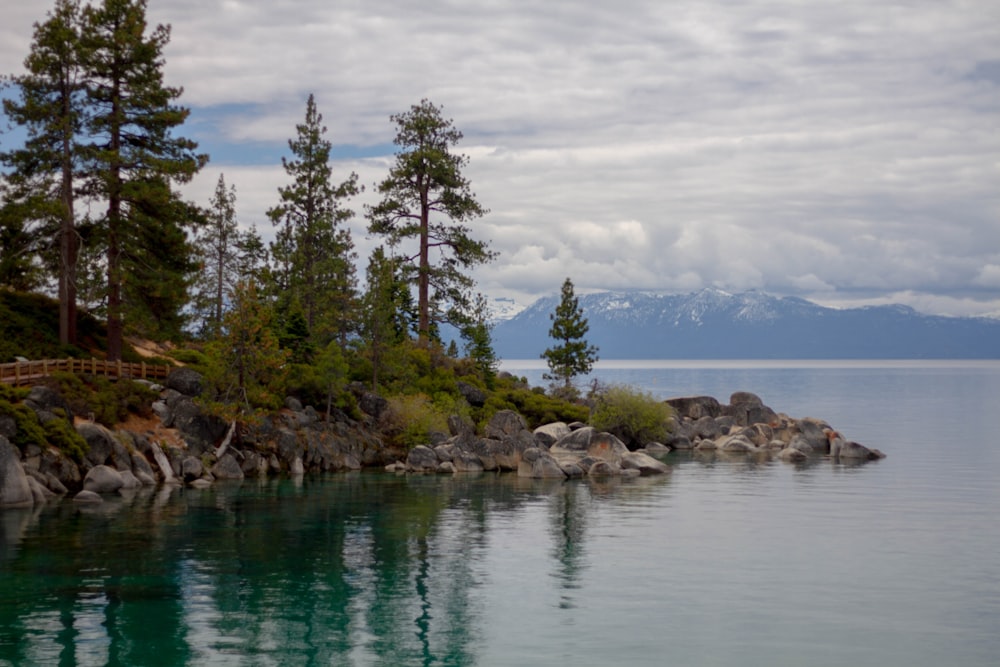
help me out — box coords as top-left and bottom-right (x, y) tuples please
(2, 0), (998, 316)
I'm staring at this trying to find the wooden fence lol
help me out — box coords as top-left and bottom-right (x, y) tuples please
(0, 358), (172, 387)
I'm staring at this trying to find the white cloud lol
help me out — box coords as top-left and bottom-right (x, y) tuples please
(2, 0), (998, 316)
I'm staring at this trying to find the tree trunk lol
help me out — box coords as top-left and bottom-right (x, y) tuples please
(106, 84), (123, 362)
(59, 68), (77, 346)
(417, 183), (430, 339)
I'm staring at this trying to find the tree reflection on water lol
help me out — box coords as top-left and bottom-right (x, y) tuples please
(0, 472), (670, 666)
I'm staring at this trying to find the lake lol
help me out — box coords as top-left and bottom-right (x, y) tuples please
(2, 360), (999, 666)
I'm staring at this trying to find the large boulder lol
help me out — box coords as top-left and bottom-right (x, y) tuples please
(0, 436), (33, 507)
(836, 440), (885, 461)
(586, 432), (630, 463)
(725, 391), (778, 426)
(25, 386), (74, 423)
(453, 448), (485, 473)
(211, 453), (245, 480)
(181, 456), (204, 483)
(83, 465), (124, 494)
(552, 426), (596, 452)
(165, 367), (204, 397)
(533, 422), (571, 447)
(620, 451), (671, 475)
(665, 396), (722, 420)
(692, 416), (722, 440)
(516, 448), (566, 479)
(171, 398), (228, 455)
(77, 422), (117, 468)
(485, 410), (528, 440)
(406, 445), (439, 472)
(456, 381), (487, 408)
(794, 418), (833, 454)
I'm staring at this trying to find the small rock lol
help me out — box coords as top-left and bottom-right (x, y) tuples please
(73, 490), (103, 503)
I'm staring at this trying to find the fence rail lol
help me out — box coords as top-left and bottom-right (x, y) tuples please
(0, 358), (172, 387)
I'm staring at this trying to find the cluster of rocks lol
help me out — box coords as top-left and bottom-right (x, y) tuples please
(1, 372), (885, 509)
(663, 391), (885, 462)
(390, 409), (670, 479)
(1, 368), (393, 508)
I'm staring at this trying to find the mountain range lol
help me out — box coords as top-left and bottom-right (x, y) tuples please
(490, 289), (1000, 359)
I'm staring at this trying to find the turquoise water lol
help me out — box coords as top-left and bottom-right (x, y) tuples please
(2, 361), (999, 666)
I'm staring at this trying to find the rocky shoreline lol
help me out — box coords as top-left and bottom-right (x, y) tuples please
(0, 369), (884, 508)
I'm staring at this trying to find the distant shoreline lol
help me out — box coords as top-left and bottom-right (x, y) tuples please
(500, 358), (1000, 370)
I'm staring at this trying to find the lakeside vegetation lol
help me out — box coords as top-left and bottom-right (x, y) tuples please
(0, 1), (677, 460)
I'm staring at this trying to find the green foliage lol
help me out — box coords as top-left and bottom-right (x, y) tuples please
(482, 375), (589, 429)
(267, 93), (359, 342)
(459, 292), (498, 388)
(46, 371), (156, 427)
(542, 277), (599, 388)
(202, 280), (290, 417)
(79, 0), (208, 359)
(167, 347), (209, 369)
(590, 383), (673, 447)
(0, 290), (110, 361)
(43, 416), (88, 461)
(381, 393), (452, 449)
(191, 173), (240, 337)
(366, 99), (495, 339)
(0, 383), (88, 461)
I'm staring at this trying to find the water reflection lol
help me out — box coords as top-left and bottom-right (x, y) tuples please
(0, 473), (672, 666)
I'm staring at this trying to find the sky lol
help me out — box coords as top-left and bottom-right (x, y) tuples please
(2, 0), (999, 317)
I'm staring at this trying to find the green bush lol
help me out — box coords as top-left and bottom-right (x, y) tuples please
(168, 347), (209, 368)
(480, 382), (589, 429)
(47, 372), (157, 427)
(382, 393), (451, 449)
(0, 396), (88, 461)
(590, 383), (673, 448)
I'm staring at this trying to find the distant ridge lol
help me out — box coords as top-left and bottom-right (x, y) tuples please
(492, 288), (1000, 359)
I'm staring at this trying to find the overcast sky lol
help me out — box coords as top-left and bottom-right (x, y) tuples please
(2, 0), (999, 316)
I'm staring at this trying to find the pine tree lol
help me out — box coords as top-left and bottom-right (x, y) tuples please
(359, 246), (412, 390)
(267, 94), (359, 342)
(542, 278), (599, 389)
(461, 292), (498, 386)
(192, 174), (239, 337)
(79, 0), (206, 359)
(204, 280), (289, 417)
(366, 99), (495, 341)
(0, 0), (86, 343)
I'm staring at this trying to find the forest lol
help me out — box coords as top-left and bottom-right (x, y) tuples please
(0, 0), (622, 445)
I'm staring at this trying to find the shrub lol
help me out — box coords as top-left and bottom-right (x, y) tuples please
(480, 382), (589, 429)
(0, 396), (88, 461)
(46, 372), (157, 427)
(381, 393), (451, 449)
(590, 383), (673, 448)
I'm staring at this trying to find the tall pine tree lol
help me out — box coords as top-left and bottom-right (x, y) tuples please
(80, 0), (206, 358)
(267, 94), (359, 344)
(542, 278), (599, 389)
(192, 173), (239, 337)
(0, 0), (86, 343)
(366, 99), (495, 341)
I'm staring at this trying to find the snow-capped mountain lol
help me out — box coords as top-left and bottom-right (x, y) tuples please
(492, 288), (1000, 359)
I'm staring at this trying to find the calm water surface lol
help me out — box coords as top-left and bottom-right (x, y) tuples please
(2, 361), (999, 666)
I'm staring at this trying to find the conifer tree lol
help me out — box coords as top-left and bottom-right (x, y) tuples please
(542, 278), (599, 389)
(461, 292), (498, 386)
(79, 0), (206, 359)
(359, 246), (412, 390)
(267, 94), (359, 342)
(193, 174), (239, 337)
(366, 99), (495, 341)
(0, 0), (86, 343)
(205, 279), (289, 417)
